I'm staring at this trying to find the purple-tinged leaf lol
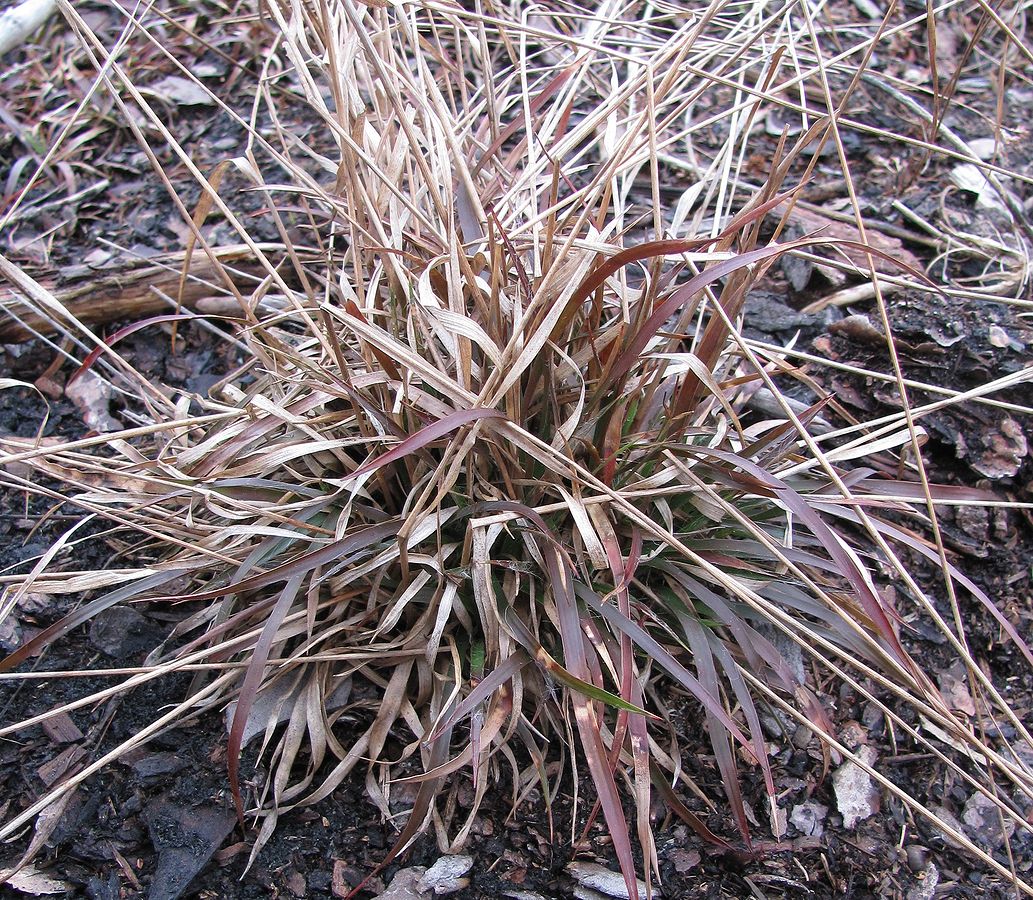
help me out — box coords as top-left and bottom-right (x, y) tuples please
(542, 542), (642, 900)
(682, 447), (917, 674)
(228, 572), (305, 823)
(430, 653), (526, 741)
(577, 585), (754, 750)
(348, 408), (505, 481)
(68, 314), (197, 387)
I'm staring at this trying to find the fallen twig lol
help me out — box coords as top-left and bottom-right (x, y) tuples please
(0, 0), (58, 57)
(0, 244), (285, 341)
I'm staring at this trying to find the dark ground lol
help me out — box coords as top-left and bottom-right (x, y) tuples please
(1, 1), (1032, 898)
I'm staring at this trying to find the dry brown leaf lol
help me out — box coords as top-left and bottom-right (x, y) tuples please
(788, 206), (923, 275)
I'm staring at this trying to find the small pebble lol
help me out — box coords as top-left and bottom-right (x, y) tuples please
(418, 856), (474, 896)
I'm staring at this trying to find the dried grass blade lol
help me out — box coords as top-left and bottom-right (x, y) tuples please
(689, 448), (916, 672)
(0, 570), (191, 672)
(162, 521), (402, 603)
(228, 572), (306, 822)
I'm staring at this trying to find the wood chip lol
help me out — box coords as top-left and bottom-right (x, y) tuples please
(36, 746), (86, 788)
(40, 713), (83, 745)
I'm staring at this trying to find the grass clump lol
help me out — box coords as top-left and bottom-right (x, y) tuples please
(1, 1), (1032, 896)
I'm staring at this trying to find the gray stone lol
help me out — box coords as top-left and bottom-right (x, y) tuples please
(906, 863), (939, 900)
(418, 856), (473, 895)
(566, 862), (653, 900)
(372, 867), (428, 900)
(89, 606), (160, 658)
(832, 745), (880, 828)
(146, 801), (236, 900)
(790, 801), (828, 837)
(961, 791), (1016, 850)
(929, 805), (968, 850)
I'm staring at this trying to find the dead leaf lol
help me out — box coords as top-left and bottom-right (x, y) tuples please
(987, 325), (1023, 350)
(938, 664), (977, 717)
(786, 206), (924, 275)
(666, 848), (701, 874)
(829, 314), (884, 344)
(145, 75), (214, 107)
(971, 417), (1027, 479)
(332, 859), (364, 898)
(65, 371), (120, 432)
(0, 435), (152, 493)
(3, 866), (73, 896)
(146, 801), (236, 900)
(285, 870), (307, 897)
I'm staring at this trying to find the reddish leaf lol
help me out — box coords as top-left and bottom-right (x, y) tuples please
(348, 407), (505, 481)
(542, 542), (641, 900)
(68, 314), (197, 386)
(429, 653), (526, 741)
(577, 586), (753, 749)
(686, 447), (916, 673)
(228, 572), (305, 822)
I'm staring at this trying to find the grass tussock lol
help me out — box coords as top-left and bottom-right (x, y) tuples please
(1, 0), (1032, 896)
